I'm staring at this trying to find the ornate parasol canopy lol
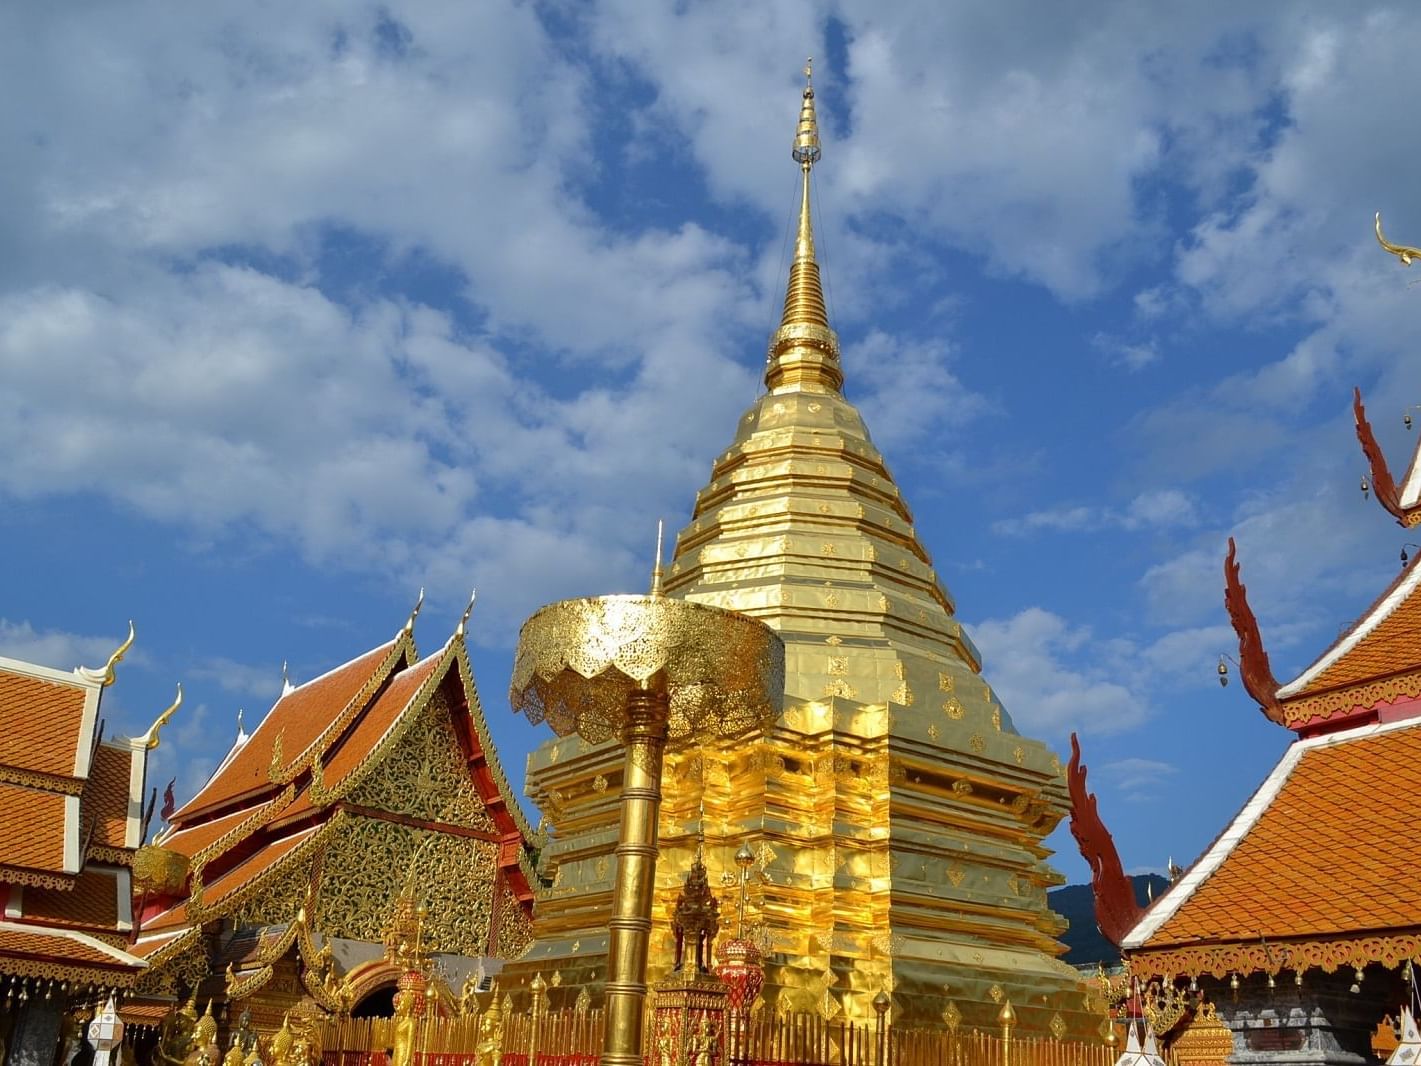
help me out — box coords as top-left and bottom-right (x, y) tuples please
(509, 595), (784, 745)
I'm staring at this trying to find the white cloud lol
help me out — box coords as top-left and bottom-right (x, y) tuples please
(1100, 757), (1177, 798)
(190, 656), (285, 702)
(850, 330), (987, 453)
(969, 607), (1147, 737)
(585, 1), (1299, 300)
(994, 489), (1200, 536)
(1092, 333), (1161, 372)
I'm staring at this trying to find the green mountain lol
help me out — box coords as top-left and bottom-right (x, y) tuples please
(1048, 874), (1170, 967)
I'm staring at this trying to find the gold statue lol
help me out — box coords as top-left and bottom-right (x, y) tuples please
(157, 995), (200, 1066)
(474, 984), (504, 1066)
(184, 1002), (220, 1066)
(269, 1017), (294, 1066)
(390, 987), (417, 1066)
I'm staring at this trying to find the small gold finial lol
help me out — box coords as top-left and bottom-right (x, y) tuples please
(140, 683), (183, 750)
(650, 520), (666, 597)
(403, 587), (425, 635)
(793, 57), (821, 171)
(457, 588), (477, 636)
(1376, 211), (1421, 267)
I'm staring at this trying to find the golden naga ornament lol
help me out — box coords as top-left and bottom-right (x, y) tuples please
(1376, 212), (1421, 267)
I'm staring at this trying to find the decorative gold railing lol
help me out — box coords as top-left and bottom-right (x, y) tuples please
(320, 1009), (1114, 1066)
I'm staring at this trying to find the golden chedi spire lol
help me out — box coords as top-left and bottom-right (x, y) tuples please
(518, 65), (1088, 1037)
(766, 59), (843, 395)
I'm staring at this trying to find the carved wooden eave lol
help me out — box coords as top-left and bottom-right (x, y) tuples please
(1065, 733), (1142, 947)
(1355, 387), (1421, 527)
(1223, 538), (1286, 726)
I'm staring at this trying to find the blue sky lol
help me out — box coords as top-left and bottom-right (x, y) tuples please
(5, 2), (1421, 887)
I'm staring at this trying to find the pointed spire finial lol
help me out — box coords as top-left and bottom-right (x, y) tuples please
(281, 659), (294, 697)
(403, 587), (425, 635)
(457, 589), (477, 636)
(650, 520), (666, 597)
(766, 62), (842, 395)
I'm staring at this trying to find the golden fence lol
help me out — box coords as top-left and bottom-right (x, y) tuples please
(320, 1009), (1114, 1066)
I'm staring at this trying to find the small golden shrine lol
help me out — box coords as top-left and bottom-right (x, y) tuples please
(132, 603), (537, 1036)
(512, 62), (1090, 1035)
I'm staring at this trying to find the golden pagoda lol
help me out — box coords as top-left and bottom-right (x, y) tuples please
(513, 65), (1090, 1035)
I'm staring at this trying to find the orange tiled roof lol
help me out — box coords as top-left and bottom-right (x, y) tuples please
(83, 745), (136, 850)
(1130, 717), (1421, 952)
(158, 805), (269, 860)
(0, 922), (141, 971)
(171, 642), (400, 822)
(143, 825), (318, 934)
(20, 866), (121, 931)
(271, 654), (443, 828)
(118, 1002), (172, 1024)
(0, 784), (69, 874)
(0, 670), (88, 778)
(1282, 559), (1421, 702)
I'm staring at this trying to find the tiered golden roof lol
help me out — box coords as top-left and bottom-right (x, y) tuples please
(515, 63), (1089, 1035)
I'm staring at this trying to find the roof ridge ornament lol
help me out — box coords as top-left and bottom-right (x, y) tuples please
(403, 587), (425, 636)
(765, 58), (843, 395)
(281, 659), (294, 697)
(1222, 538), (1285, 725)
(1376, 212), (1421, 268)
(140, 684), (184, 750)
(79, 621), (135, 687)
(456, 588), (477, 637)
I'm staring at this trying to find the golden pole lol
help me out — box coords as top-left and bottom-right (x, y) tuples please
(601, 688), (669, 1066)
(528, 974), (546, 1066)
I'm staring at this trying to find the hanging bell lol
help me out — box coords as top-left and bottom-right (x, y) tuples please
(1403, 546), (1410, 567)
(1229, 973), (1240, 991)
(1406, 411), (1413, 430)
(1217, 658), (1229, 688)
(1362, 475), (1371, 499)
(1266, 973), (1276, 990)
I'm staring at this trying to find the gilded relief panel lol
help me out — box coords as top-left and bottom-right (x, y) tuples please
(317, 815), (498, 956)
(345, 689), (495, 833)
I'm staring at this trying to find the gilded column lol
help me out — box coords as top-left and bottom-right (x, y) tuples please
(603, 689), (668, 1066)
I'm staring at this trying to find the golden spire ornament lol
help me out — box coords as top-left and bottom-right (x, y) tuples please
(766, 57), (843, 394)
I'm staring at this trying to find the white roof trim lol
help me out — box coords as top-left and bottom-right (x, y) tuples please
(1400, 440), (1421, 510)
(115, 867), (133, 932)
(0, 920), (146, 967)
(1277, 559), (1421, 698)
(62, 794), (81, 874)
(131, 927), (188, 950)
(1123, 714), (1421, 949)
(0, 655), (102, 691)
